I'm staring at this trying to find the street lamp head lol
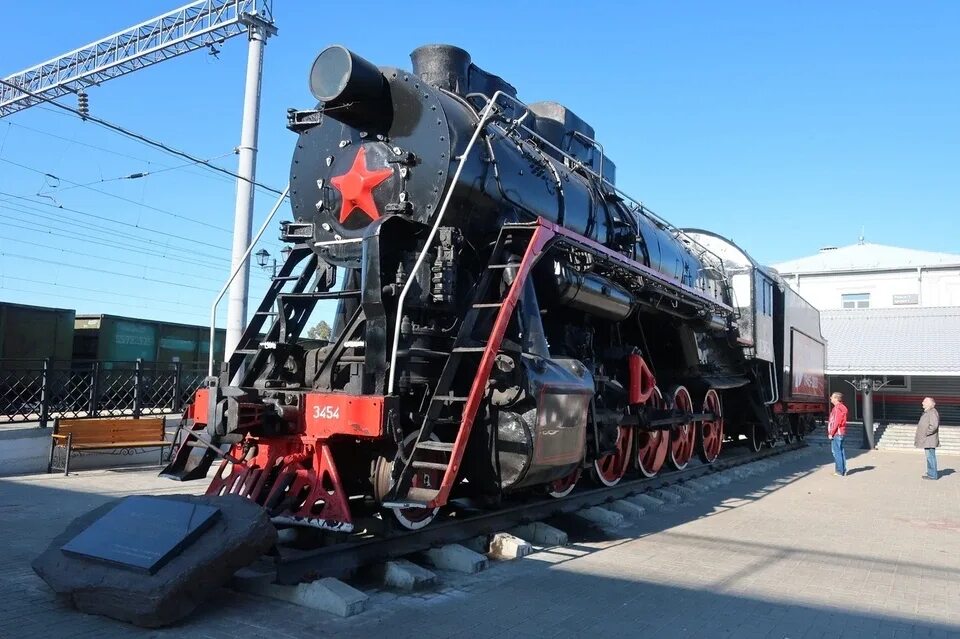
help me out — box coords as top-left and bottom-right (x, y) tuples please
(280, 245), (292, 262)
(255, 248), (270, 268)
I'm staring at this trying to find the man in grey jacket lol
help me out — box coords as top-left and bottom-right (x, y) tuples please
(914, 397), (940, 480)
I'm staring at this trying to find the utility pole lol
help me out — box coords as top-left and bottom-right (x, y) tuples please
(226, 11), (277, 359)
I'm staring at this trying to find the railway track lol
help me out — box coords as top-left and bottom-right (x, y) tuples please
(270, 441), (806, 584)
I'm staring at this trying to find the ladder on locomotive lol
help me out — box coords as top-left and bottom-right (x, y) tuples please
(384, 222), (553, 510)
(163, 244), (347, 481)
(229, 246), (343, 385)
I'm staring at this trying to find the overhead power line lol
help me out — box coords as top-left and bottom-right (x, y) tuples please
(0, 283), (213, 322)
(3, 121), (281, 197)
(5, 120), (168, 164)
(0, 191), (234, 253)
(0, 156), (233, 232)
(0, 77), (284, 196)
(1, 275), (210, 312)
(0, 207), (230, 270)
(0, 250), (219, 292)
(0, 232), (224, 281)
(9, 213), (227, 268)
(51, 150), (237, 194)
(0, 195), (285, 276)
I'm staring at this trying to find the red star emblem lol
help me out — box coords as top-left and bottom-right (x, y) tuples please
(330, 147), (393, 224)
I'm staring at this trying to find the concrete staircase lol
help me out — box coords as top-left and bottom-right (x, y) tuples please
(876, 423), (960, 455)
(805, 421), (872, 448)
(805, 421), (960, 455)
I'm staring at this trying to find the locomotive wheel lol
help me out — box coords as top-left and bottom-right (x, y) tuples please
(791, 416), (807, 442)
(697, 389), (724, 464)
(547, 466), (582, 498)
(785, 422), (798, 445)
(668, 385), (696, 470)
(636, 387), (669, 477)
(748, 423), (764, 453)
(592, 426), (633, 487)
(373, 433), (442, 531)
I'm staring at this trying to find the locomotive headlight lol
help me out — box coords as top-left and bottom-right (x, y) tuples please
(309, 45), (385, 105)
(309, 45), (351, 102)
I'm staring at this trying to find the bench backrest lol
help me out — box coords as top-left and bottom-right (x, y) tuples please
(53, 418), (165, 445)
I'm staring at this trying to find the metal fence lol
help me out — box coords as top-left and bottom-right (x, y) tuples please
(0, 359), (213, 427)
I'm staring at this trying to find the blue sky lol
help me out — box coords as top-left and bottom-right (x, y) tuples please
(1, 0), (958, 327)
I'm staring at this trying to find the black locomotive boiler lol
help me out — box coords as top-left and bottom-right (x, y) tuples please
(164, 44), (827, 532)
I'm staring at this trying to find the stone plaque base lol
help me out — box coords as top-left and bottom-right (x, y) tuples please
(33, 494), (277, 628)
(61, 496), (220, 574)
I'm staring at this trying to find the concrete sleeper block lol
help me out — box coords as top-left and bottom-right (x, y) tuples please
(683, 478), (714, 493)
(422, 544), (488, 574)
(650, 487), (684, 504)
(381, 559), (437, 591)
(671, 484), (698, 500)
(576, 506), (625, 527)
(627, 493), (666, 511)
(508, 522), (568, 547)
(606, 499), (646, 520)
(237, 577), (368, 618)
(460, 535), (491, 555)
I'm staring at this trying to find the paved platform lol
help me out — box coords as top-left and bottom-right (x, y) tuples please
(0, 445), (958, 639)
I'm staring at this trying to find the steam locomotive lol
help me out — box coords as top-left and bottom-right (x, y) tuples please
(164, 44), (827, 532)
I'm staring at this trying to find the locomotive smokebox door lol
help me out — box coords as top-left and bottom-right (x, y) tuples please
(290, 47), (451, 269)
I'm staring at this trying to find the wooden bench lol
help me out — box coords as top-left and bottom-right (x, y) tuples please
(47, 417), (170, 475)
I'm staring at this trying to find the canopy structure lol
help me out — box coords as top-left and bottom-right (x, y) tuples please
(821, 307), (960, 377)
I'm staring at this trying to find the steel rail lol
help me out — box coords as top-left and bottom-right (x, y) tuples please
(272, 442), (805, 584)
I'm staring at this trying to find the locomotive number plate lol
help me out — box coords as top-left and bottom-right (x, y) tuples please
(313, 405), (341, 420)
(304, 393), (384, 438)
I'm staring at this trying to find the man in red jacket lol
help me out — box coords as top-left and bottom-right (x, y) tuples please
(828, 392), (848, 476)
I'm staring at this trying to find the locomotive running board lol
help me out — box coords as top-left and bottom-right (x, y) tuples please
(543, 219), (734, 316)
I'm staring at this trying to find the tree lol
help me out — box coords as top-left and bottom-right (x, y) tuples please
(307, 320), (332, 341)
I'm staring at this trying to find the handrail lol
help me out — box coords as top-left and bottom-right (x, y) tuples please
(465, 91), (727, 278)
(571, 129), (605, 185)
(386, 91), (507, 394)
(765, 360), (780, 405)
(208, 184), (290, 376)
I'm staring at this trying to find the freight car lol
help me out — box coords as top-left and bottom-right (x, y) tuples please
(165, 44), (827, 533)
(0, 302), (75, 361)
(73, 314), (226, 365)
(0, 302), (76, 418)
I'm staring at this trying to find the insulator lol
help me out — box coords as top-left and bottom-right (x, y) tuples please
(77, 91), (89, 119)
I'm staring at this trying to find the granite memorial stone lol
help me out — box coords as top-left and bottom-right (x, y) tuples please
(33, 493), (276, 627)
(61, 496), (220, 574)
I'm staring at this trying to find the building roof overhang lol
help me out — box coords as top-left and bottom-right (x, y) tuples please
(821, 307), (960, 377)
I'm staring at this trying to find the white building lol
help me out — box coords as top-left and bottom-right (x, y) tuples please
(772, 242), (960, 425)
(772, 242), (960, 310)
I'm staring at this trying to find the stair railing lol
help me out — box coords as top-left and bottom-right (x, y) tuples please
(207, 184), (290, 376)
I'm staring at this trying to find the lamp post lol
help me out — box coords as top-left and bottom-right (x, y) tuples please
(254, 246), (292, 278)
(844, 377), (890, 450)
